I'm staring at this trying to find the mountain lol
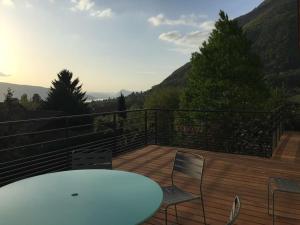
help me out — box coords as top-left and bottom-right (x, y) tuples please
(0, 82), (132, 102)
(151, 63), (191, 90)
(0, 82), (49, 102)
(153, 0), (300, 90)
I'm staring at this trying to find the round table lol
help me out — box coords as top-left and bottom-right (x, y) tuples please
(0, 170), (163, 225)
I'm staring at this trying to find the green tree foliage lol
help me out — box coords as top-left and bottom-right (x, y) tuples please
(20, 94), (29, 108)
(20, 93), (43, 110)
(117, 93), (127, 119)
(117, 93), (126, 111)
(4, 88), (15, 106)
(20, 94), (29, 104)
(2, 89), (26, 120)
(44, 69), (89, 114)
(144, 87), (181, 145)
(31, 93), (43, 110)
(90, 92), (145, 113)
(144, 87), (181, 110)
(181, 11), (269, 111)
(32, 93), (42, 104)
(126, 92), (145, 110)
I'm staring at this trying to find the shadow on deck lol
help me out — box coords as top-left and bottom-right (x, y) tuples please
(113, 132), (300, 225)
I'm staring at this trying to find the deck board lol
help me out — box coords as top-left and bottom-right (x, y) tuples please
(113, 132), (300, 225)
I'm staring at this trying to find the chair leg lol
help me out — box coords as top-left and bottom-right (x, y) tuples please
(174, 204), (179, 224)
(165, 208), (168, 225)
(268, 181), (270, 215)
(201, 196), (207, 225)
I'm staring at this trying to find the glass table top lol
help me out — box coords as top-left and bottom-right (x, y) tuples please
(0, 169), (163, 225)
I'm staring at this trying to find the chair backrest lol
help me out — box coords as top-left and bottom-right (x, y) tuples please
(72, 148), (112, 170)
(226, 196), (241, 225)
(172, 151), (205, 181)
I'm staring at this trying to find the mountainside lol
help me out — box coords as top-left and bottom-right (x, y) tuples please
(238, 0), (300, 74)
(0, 82), (132, 102)
(151, 63), (191, 90)
(0, 82), (49, 101)
(153, 0), (300, 90)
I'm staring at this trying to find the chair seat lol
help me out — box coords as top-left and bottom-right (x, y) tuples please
(162, 185), (200, 206)
(270, 177), (300, 194)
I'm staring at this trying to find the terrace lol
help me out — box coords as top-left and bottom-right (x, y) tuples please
(115, 137), (300, 225)
(0, 108), (299, 225)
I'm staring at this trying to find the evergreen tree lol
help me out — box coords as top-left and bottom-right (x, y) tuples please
(44, 69), (88, 114)
(4, 88), (15, 106)
(117, 93), (127, 119)
(181, 11), (269, 111)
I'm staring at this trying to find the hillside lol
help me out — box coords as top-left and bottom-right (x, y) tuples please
(153, 0), (300, 90)
(151, 63), (191, 90)
(0, 82), (48, 102)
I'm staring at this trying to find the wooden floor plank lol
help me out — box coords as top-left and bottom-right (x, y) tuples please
(113, 132), (300, 225)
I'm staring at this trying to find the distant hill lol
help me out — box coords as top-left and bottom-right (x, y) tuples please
(0, 82), (49, 102)
(152, 0), (300, 91)
(86, 89), (132, 102)
(0, 82), (132, 102)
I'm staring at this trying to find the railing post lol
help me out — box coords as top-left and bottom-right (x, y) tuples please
(113, 113), (117, 152)
(154, 110), (158, 145)
(272, 112), (278, 152)
(205, 112), (208, 149)
(65, 117), (69, 138)
(144, 109), (148, 145)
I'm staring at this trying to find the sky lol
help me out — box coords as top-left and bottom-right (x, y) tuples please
(0, 0), (263, 92)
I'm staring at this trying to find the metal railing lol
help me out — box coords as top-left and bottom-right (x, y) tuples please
(0, 108), (284, 186)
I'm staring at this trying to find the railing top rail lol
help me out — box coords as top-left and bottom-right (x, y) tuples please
(0, 109), (146, 125)
(145, 108), (276, 114)
(0, 107), (284, 125)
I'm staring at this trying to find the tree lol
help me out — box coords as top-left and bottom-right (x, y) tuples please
(44, 69), (89, 114)
(32, 93), (42, 104)
(181, 11), (269, 111)
(117, 93), (127, 119)
(144, 87), (181, 110)
(4, 88), (16, 107)
(20, 94), (29, 108)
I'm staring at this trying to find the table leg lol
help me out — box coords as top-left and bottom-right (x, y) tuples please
(273, 191), (275, 225)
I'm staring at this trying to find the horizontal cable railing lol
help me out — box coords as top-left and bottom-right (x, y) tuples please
(0, 108), (284, 186)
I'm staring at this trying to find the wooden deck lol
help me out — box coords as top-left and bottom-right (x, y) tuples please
(113, 132), (300, 225)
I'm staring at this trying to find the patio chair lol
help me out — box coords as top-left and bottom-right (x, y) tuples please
(226, 196), (241, 225)
(161, 151), (206, 225)
(71, 148), (112, 170)
(268, 177), (300, 225)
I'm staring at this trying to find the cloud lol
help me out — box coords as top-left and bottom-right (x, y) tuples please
(159, 30), (210, 47)
(90, 8), (113, 18)
(158, 30), (213, 55)
(25, 1), (33, 8)
(1, 0), (14, 7)
(70, 0), (113, 19)
(159, 31), (181, 43)
(148, 14), (210, 28)
(0, 72), (11, 77)
(152, 14), (215, 54)
(71, 0), (94, 11)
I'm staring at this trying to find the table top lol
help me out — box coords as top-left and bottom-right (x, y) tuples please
(0, 170), (163, 225)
